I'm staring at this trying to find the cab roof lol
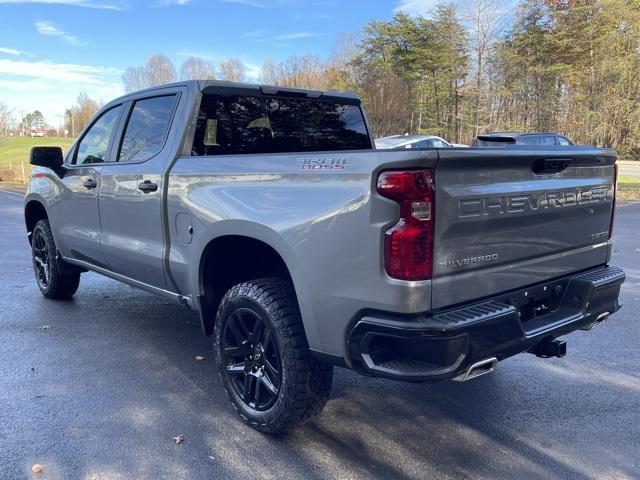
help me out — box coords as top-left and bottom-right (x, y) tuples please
(110, 80), (361, 105)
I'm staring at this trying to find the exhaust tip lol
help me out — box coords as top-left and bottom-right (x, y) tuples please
(453, 357), (498, 382)
(581, 311), (611, 331)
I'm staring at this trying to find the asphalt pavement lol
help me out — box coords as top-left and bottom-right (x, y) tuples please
(1, 190), (639, 480)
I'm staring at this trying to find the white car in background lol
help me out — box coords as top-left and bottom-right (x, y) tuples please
(375, 134), (468, 149)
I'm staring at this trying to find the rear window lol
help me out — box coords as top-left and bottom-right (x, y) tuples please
(191, 94), (371, 155)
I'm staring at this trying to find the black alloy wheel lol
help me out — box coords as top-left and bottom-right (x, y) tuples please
(222, 307), (282, 411)
(31, 219), (81, 299)
(32, 227), (51, 289)
(214, 278), (334, 434)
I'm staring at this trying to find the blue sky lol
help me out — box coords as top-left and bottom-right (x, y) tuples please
(0, 0), (440, 125)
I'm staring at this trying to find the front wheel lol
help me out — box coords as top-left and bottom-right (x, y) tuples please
(31, 219), (80, 299)
(214, 278), (333, 434)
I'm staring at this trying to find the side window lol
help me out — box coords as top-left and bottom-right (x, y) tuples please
(75, 106), (122, 165)
(557, 136), (572, 146)
(408, 140), (431, 148)
(431, 138), (447, 148)
(118, 95), (176, 163)
(543, 136), (556, 145)
(518, 136), (543, 145)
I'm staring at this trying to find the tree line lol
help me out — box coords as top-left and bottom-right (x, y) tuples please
(4, 0), (631, 156)
(122, 54), (245, 92)
(115, 0), (640, 158)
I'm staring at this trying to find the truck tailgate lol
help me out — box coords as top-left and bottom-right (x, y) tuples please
(432, 147), (616, 309)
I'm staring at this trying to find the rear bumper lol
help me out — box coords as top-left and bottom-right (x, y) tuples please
(347, 265), (625, 382)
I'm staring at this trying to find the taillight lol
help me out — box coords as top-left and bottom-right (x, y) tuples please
(609, 163), (618, 239)
(377, 169), (435, 281)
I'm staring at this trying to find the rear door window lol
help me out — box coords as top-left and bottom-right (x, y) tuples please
(118, 95), (177, 163)
(192, 94), (371, 155)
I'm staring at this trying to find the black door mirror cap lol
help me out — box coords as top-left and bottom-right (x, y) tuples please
(30, 146), (64, 169)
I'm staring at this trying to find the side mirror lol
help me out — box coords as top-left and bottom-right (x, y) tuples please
(30, 146), (64, 169)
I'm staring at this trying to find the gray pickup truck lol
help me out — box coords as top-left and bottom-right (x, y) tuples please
(24, 81), (625, 433)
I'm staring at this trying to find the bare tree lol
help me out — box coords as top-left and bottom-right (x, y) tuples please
(259, 55), (328, 89)
(280, 55), (327, 89)
(356, 71), (413, 137)
(65, 92), (99, 135)
(329, 32), (360, 70)
(122, 66), (148, 93)
(179, 56), (215, 81)
(218, 58), (245, 82)
(461, 0), (508, 136)
(259, 58), (279, 85)
(146, 54), (177, 87)
(75, 92), (99, 132)
(0, 101), (14, 137)
(123, 55), (177, 92)
(325, 32), (361, 91)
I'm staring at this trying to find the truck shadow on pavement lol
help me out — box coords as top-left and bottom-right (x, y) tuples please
(4, 273), (639, 480)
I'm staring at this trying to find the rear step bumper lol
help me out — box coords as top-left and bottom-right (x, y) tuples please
(347, 265), (625, 382)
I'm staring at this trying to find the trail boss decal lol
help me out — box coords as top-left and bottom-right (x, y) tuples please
(298, 157), (354, 170)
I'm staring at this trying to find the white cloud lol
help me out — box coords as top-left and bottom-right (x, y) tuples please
(273, 32), (319, 41)
(34, 20), (84, 45)
(35, 20), (64, 35)
(243, 30), (321, 44)
(155, 0), (190, 5)
(0, 58), (121, 83)
(0, 47), (30, 56)
(243, 62), (261, 80)
(220, 0), (265, 8)
(394, 0), (440, 16)
(0, 58), (123, 123)
(242, 29), (269, 39)
(176, 51), (216, 61)
(0, 0), (125, 9)
(291, 12), (333, 20)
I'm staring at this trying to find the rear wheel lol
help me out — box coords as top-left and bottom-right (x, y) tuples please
(31, 219), (80, 299)
(214, 278), (333, 434)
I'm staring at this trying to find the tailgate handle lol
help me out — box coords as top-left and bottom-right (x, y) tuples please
(533, 158), (571, 174)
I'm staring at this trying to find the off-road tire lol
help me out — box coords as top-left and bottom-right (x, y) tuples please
(214, 278), (333, 434)
(31, 219), (80, 299)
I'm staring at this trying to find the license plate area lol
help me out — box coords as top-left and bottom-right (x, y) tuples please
(506, 279), (571, 324)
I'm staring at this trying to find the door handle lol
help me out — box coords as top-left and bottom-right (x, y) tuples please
(83, 178), (97, 189)
(138, 180), (158, 193)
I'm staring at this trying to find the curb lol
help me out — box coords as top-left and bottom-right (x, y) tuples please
(0, 187), (25, 198)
